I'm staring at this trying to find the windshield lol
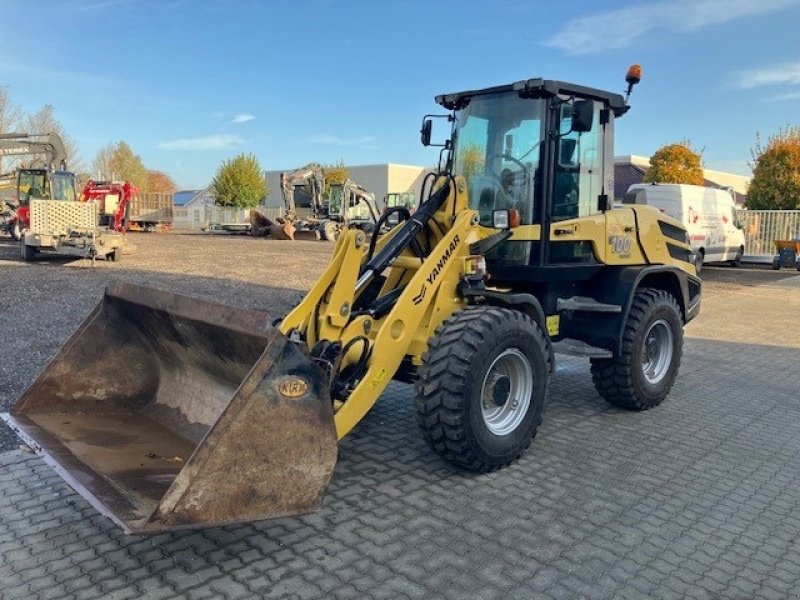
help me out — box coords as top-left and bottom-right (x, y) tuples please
(328, 185), (343, 215)
(453, 94), (545, 226)
(18, 170), (49, 204)
(53, 172), (76, 201)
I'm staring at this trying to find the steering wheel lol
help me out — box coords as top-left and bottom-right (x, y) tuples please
(485, 153), (531, 179)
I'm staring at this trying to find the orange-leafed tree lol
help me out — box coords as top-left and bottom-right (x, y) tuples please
(643, 141), (704, 185)
(322, 161), (350, 197)
(146, 169), (177, 194)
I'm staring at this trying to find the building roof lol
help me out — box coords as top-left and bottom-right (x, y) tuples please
(173, 190), (201, 206)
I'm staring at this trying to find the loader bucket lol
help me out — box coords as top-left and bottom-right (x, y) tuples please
(2, 283), (337, 534)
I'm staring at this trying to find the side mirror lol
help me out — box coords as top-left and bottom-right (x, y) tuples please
(421, 119), (432, 146)
(571, 100), (594, 133)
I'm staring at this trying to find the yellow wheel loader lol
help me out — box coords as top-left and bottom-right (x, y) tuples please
(2, 67), (701, 534)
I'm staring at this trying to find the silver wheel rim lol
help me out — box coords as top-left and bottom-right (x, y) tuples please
(642, 319), (673, 385)
(480, 348), (533, 436)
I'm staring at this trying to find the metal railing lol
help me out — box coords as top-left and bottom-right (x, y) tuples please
(736, 210), (800, 258)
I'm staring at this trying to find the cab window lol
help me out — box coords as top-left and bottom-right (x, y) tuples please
(552, 100), (603, 221)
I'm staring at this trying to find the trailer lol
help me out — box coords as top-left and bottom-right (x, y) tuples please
(20, 199), (124, 262)
(128, 193), (173, 232)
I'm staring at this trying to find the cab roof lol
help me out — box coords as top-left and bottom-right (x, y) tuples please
(435, 78), (629, 117)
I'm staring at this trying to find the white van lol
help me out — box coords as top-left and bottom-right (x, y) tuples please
(626, 183), (745, 272)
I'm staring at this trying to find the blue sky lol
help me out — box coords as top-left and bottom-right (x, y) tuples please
(2, 0), (799, 189)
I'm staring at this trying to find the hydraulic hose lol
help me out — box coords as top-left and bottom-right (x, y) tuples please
(356, 181), (451, 293)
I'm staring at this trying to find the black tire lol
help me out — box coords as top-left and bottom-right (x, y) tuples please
(107, 249), (120, 262)
(11, 220), (22, 242)
(20, 240), (35, 261)
(694, 250), (704, 274)
(730, 247), (743, 267)
(772, 258), (781, 270)
(590, 288), (683, 411)
(414, 306), (550, 472)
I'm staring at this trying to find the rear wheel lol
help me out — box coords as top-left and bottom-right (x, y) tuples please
(414, 306), (549, 472)
(730, 247), (743, 267)
(321, 220), (340, 241)
(694, 250), (704, 274)
(591, 288), (683, 411)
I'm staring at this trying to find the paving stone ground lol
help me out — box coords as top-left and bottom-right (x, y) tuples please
(2, 233), (800, 599)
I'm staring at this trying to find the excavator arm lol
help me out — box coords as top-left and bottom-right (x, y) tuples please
(0, 132), (68, 170)
(280, 162), (325, 220)
(335, 178), (380, 225)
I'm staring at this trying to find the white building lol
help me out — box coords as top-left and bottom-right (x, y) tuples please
(263, 163), (434, 209)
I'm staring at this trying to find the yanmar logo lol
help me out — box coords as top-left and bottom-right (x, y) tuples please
(412, 235), (461, 306)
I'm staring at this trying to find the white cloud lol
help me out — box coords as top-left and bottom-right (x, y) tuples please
(303, 134), (376, 146)
(769, 90), (800, 101)
(231, 113), (255, 124)
(735, 61), (800, 89)
(158, 134), (243, 151)
(545, 0), (799, 55)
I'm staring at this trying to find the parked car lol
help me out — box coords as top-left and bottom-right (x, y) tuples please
(626, 183), (745, 272)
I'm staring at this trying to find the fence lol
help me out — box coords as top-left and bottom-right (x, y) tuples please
(173, 204), (284, 231)
(129, 193), (173, 224)
(736, 209), (800, 259)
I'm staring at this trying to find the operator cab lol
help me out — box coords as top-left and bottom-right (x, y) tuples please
(17, 169), (76, 204)
(429, 79), (629, 281)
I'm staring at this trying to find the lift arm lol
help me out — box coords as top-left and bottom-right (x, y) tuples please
(0, 133), (68, 170)
(280, 162), (325, 220)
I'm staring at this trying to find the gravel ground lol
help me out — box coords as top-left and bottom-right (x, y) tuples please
(0, 232), (796, 453)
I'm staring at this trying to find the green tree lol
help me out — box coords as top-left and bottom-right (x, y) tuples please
(747, 126), (800, 210)
(322, 161), (350, 197)
(211, 153), (267, 208)
(107, 142), (148, 190)
(643, 141), (704, 185)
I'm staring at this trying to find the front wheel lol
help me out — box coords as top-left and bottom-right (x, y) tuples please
(321, 220), (340, 242)
(591, 288), (683, 410)
(11, 220), (22, 242)
(414, 306), (550, 472)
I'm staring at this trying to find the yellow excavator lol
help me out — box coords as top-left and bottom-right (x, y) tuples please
(2, 66), (701, 534)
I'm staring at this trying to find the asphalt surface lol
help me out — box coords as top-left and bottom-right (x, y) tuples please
(2, 232), (800, 599)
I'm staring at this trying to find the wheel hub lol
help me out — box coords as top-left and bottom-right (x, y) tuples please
(641, 319), (673, 385)
(490, 376), (511, 406)
(481, 348), (533, 436)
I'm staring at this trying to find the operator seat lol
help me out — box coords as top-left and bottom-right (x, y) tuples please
(552, 139), (579, 220)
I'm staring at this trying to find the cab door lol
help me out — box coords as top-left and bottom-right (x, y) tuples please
(546, 99), (617, 266)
